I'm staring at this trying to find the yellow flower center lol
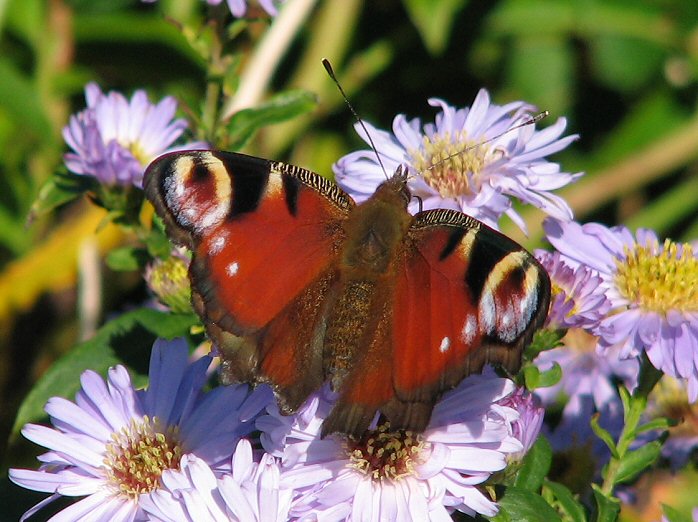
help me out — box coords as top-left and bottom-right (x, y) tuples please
(409, 131), (491, 198)
(346, 421), (428, 481)
(614, 240), (697, 313)
(104, 416), (182, 498)
(128, 142), (150, 165)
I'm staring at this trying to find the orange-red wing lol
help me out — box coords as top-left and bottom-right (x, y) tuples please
(145, 150), (354, 335)
(391, 209), (550, 405)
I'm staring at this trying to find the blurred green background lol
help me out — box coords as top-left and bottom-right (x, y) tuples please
(1, 0), (697, 519)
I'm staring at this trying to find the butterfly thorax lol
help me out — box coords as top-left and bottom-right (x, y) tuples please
(340, 177), (412, 273)
(325, 173), (413, 389)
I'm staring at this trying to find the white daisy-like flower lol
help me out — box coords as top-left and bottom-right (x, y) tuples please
(9, 338), (273, 521)
(141, 440), (292, 521)
(257, 374), (524, 521)
(333, 90), (581, 233)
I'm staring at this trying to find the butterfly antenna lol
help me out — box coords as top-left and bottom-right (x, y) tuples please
(322, 59), (391, 180)
(424, 110), (549, 174)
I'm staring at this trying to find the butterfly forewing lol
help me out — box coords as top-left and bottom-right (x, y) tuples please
(144, 150), (354, 391)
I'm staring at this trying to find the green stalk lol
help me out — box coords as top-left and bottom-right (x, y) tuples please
(599, 353), (662, 496)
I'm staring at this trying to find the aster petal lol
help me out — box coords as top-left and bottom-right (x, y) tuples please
(84, 83), (103, 108)
(447, 448), (507, 472)
(670, 323), (692, 379)
(636, 312), (661, 346)
(217, 474), (256, 520)
(78, 370), (132, 431)
(279, 461), (344, 489)
(49, 491), (135, 522)
(10, 468), (102, 496)
(20, 425), (103, 470)
(143, 338), (189, 422)
(231, 439), (254, 482)
(106, 365), (142, 421)
(544, 219), (618, 274)
(44, 397), (113, 441)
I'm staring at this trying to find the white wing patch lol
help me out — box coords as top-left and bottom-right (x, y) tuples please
(226, 261), (240, 277)
(460, 315), (478, 345)
(439, 336), (451, 353)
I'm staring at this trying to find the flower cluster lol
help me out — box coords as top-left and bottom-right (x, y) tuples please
(545, 219), (698, 400)
(532, 218), (697, 468)
(11, 340), (541, 521)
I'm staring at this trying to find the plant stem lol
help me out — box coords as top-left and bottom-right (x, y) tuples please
(599, 353), (662, 496)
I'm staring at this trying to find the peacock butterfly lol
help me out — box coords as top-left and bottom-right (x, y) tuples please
(144, 150), (550, 437)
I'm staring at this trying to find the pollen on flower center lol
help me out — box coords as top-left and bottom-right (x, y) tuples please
(409, 131), (490, 199)
(104, 416), (182, 498)
(614, 240), (697, 313)
(346, 421), (428, 481)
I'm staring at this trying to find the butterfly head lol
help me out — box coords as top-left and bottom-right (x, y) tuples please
(371, 165), (412, 210)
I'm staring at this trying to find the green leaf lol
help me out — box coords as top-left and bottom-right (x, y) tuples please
(535, 362), (562, 389)
(11, 308), (198, 436)
(226, 89), (318, 150)
(0, 58), (52, 137)
(515, 436), (552, 492)
(590, 414), (619, 458)
(524, 328), (564, 360)
(618, 384), (631, 420)
(615, 441), (661, 485)
(591, 484), (620, 522)
(106, 246), (150, 272)
(496, 486), (562, 522)
(543, 480), (588, 522)
(660, 504), (694, 522)
(29, 171), (98, 220)
(72, 12), (204, 67)
(506, 35), (574, 115)
(635, 416), (675, 435)
(590, 35), (663, 92)
(523, 364), (541, 390)
(402, 0), (468, 55)
(146, 218), (178, 259)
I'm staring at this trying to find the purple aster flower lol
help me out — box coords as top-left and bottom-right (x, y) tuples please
(333, 90), (581, 232)
(544, 218), (698, 401)
(63, 83), (205, 187)
(141, 440), (292, 521)
(257, 374), (524, 520)
(142, 0), (283, 17)
(535, 250), (611, 331)
(9, 338), (273, 521)
(499, 387), (544, 457)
